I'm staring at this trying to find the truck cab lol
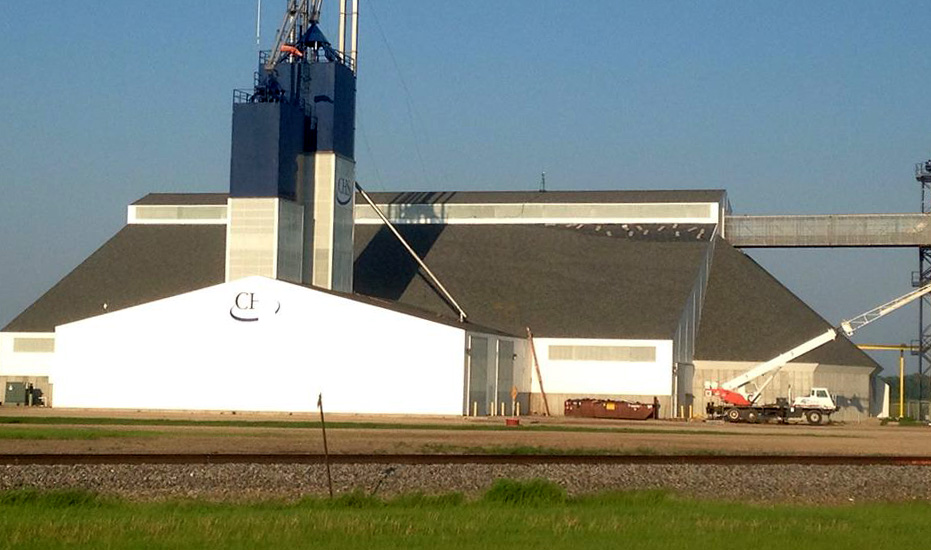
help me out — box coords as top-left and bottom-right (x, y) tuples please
(792, 387), (837, 411)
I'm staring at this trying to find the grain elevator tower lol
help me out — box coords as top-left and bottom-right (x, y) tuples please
(227, 0), (358, 291)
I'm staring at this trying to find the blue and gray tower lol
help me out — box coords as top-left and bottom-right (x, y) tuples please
(227, 0), (358, 292)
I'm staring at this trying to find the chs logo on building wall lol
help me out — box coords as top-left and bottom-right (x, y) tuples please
(230, 292), (281, 322)
(336, 177), (353, 206)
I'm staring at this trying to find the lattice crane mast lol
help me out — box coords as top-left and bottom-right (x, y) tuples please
(264, 0), (324, 72)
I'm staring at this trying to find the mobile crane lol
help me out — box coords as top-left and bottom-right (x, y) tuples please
(705, 282), (931, 424)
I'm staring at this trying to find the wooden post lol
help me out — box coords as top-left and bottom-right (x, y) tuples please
(900, 350), (905, 419)
(317, 393), (334, 498)
(526, 327), (551, 416)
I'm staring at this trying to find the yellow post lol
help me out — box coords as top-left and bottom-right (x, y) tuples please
(900, 350), (905, 419)
(857, 344), (916, 419)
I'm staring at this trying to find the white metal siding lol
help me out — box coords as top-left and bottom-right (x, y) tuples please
(52, 277), (467, 414)
(355, 202), (720, 225)
(532, 338), (673, 397)
(0, 332), (56, 378)
(226, 199), (278, 281)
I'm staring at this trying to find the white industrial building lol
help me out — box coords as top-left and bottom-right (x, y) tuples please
(0, 189), (880, 418)
(0, 3), (881, 418)
(50, 275), (524, 415)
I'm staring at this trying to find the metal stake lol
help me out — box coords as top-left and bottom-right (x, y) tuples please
(317, 393), (334, 498)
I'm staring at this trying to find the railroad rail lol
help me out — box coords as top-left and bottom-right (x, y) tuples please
(2, 454), (931, 466)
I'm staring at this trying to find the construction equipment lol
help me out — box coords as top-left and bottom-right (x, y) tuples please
(247, 0), (358, 105)
(705, 282), (931, 424)
(263, 0), (344, 72)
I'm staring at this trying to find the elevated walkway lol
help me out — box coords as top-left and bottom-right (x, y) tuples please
(725, 214), (931, 247)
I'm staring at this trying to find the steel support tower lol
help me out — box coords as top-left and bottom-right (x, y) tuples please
(914, 161), (931, 419)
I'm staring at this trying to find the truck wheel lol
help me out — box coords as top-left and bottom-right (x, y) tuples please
(806, 410), (823, 425)
(746, 410), (759, 424)
(725, 408), (741, 422)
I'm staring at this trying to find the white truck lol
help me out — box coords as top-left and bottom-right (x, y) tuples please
(705, 282), (931, 424)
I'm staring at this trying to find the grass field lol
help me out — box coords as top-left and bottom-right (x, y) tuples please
(0, 426), (157, 440)
(0, 415), (847, 437)
(0, 481), (926, 550)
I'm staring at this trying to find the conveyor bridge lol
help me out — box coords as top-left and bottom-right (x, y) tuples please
(725, 214), (931, 248)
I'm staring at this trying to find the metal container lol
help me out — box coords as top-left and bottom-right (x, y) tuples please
(4, 383), (25, 405)
(564, 398), (660, 420)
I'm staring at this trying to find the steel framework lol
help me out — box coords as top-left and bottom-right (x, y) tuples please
(914, 162), (931, 420)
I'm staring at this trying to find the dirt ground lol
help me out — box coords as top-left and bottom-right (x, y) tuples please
(0, 407), (929, 456)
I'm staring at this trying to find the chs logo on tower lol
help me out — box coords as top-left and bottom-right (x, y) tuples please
(336, 177), (353, 206)
(230, 292), (281, 322)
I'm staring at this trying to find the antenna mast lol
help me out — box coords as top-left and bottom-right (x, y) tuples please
(255, 0), (262, 49)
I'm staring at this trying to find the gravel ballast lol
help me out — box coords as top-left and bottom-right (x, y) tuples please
(2, 463), (930, 504)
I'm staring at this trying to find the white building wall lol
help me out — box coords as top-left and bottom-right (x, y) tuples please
(532, 337), (673, 395)
(311, 153), (355, 291)
(312, 154), (335, 288)
(528, 337), (673, 416)
(128, 205), (228, 225)
(52, 277), (467, 415)
(354, 201), (721, 225)
(0, 332), (55, 377)
(0, 332), (55, 404)
(226, 198), (278, 281)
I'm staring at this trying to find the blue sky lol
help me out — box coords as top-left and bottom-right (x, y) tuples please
(2, 1), (929, 375)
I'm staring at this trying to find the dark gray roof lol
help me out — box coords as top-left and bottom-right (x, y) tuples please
(305, 283), (513, 336)
(3, 225), (226, 332)
(5, 190), (876, 373)
(2, 218), (505, 336)
(695, 239), (879, 369)
(354, 223), (710, 338)
(365, 189), (727, 206)
(132, 193), (230, 205)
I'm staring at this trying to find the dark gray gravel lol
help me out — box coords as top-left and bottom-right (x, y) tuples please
(3, 463), (931, 503)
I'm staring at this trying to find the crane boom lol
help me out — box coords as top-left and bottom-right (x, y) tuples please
(263, 0), (325, 72)
(839, 282), (931, 336)
(265, 0), (306, 72)
(720, 329), (836, 391)
(710, 281), (931, 406)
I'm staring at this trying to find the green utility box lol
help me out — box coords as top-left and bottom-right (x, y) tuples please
(5, 382), (26, 405)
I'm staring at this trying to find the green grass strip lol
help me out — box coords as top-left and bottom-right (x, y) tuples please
(0, 482), (926, 549)
(0, 427), (157, 440)
(0, 416), (850, 438)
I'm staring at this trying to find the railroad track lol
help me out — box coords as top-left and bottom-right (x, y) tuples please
(2, 454), (931, 466)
